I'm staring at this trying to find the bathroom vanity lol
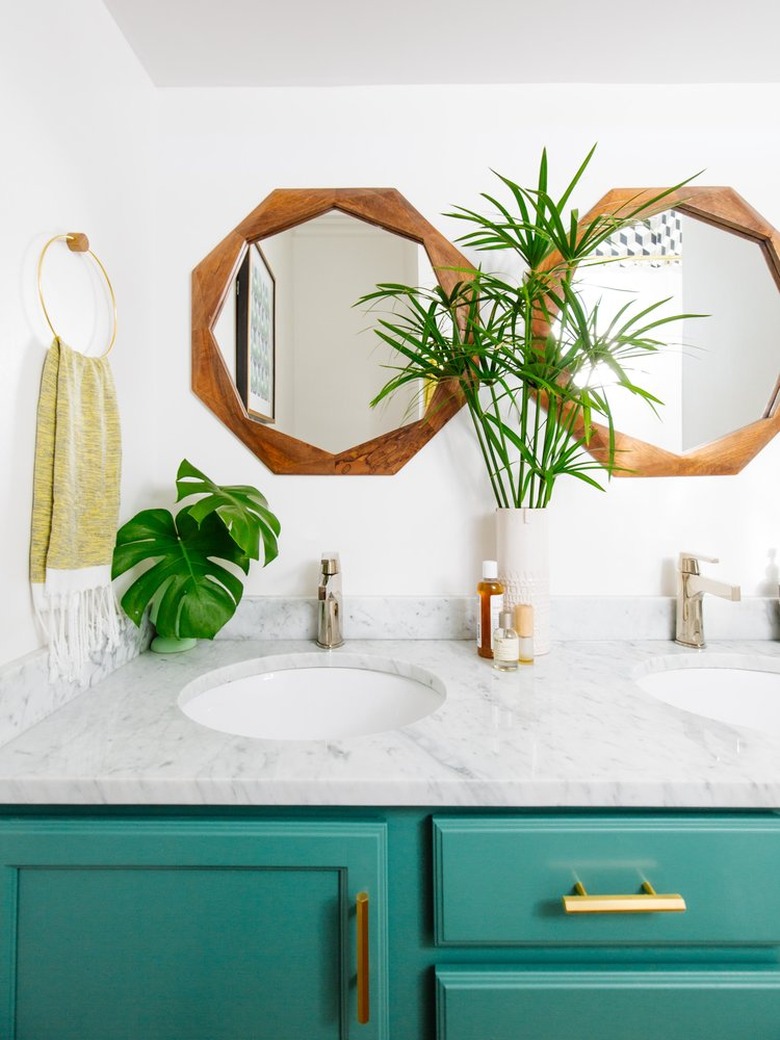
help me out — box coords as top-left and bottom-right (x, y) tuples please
(1, 637), (780, 1039)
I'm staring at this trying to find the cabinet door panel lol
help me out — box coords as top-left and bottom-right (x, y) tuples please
(436, 966), (780, 1040)
(0, 818), (388, 1040)
(16, 866), (338, 1040)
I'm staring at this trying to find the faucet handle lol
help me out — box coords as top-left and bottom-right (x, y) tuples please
(679, 551), (718, 573)
(320, 552), (340, 576)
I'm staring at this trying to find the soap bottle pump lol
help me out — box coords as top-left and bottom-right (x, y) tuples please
(477, 560), (504, 659)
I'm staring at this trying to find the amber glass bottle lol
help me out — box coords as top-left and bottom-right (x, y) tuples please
(476, 560), (504, 659)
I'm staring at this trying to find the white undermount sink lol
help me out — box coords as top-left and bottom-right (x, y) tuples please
(635, 660), (780, 736)
(178, 653), (446, 740)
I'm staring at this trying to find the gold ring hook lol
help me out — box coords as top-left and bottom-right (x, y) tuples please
(37, 233), (118, 357)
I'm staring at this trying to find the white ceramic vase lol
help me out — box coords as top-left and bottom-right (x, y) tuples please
(495, 506), (551, 655)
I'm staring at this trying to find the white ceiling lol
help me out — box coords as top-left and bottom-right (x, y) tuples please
(103, 0), (780, 88)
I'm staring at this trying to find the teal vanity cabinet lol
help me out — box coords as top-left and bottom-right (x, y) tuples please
(433, 814), (780, 1040)
(0, 815), (388, 1040)
(1, 809), (780, 1039)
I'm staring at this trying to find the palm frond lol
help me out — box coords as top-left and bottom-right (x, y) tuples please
(356, 146), (699, 507)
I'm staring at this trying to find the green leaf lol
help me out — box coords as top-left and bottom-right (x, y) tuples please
(175, 459), (280, 564)
(113, 509), (250, 639)
(111, 508), (179, 578)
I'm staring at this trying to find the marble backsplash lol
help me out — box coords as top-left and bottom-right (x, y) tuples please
(220, 593), (780, 643)
(0, 615), (151, 749)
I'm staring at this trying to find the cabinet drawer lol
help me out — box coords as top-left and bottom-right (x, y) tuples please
(433, 814), (780, 946)
(436, 966), (780, 1040)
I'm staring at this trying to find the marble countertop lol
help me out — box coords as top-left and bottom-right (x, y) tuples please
(1, 637), (780, 808)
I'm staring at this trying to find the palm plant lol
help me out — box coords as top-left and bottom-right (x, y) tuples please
(359, 147), (697, 508)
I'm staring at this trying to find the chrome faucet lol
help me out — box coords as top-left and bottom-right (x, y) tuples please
(316, 554), (344, 649)
(675, 552), (741, 649)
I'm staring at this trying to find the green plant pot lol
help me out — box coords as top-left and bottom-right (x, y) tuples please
(150, 635), (198, 654)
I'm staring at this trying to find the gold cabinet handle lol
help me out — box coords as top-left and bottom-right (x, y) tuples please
(356, 891), (370, 1024)
(563, 880), (687, 914)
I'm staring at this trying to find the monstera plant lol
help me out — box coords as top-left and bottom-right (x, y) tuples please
(112, 459), (280, 650)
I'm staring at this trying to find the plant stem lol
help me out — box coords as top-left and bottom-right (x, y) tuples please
(464, 385), (507, 508)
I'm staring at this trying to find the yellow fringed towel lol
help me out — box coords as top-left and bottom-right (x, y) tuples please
(30, 337), (122, 683)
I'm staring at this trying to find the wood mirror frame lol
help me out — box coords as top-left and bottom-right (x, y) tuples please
(542, 186), (780, 477)
(191, 187), (469, 474)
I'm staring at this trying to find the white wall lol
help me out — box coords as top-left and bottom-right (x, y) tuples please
(0, 1), (155, 667)
(3, 7), (780, 668)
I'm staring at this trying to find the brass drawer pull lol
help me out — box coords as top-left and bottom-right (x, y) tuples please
(356, 891), (370, 1023)
(563, 880), (687, 914)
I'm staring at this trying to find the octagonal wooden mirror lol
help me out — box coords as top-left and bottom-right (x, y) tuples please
(563, 186), (780, 476)
(191, 187), (469, 474)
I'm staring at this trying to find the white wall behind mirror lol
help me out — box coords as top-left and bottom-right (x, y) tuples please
(213, 212), (434, 455)
(577, 210), (780, 454)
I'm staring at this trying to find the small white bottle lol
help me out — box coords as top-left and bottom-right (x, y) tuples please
(492, 610), (520, 672)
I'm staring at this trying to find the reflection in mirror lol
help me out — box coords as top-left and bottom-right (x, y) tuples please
(556, 186), (780, 476)
(577, 208), (780, 454)
(214, 211), (436, 455)
(192, 187), (468, 475)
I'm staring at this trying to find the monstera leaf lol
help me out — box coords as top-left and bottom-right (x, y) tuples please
(113, 509), (251, 639)
(112, 461), (281, 641)
(174, 459), (280, 564)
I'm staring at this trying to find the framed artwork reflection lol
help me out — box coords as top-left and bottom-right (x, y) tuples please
(236, 242), (275, 423)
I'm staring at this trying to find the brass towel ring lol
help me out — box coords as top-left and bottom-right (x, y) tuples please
(37, 232), (118, 357)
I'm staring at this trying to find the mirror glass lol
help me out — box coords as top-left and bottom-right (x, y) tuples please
(213, 211), (436, 456)
(576, 208), (780, 454)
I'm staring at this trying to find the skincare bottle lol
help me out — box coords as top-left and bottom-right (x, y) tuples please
(477, 560), (504, 659)
(492, 610), (520, 671)
(514, 603), (535, 665)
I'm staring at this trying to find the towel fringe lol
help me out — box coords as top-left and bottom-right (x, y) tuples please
(35, 585), (122, 685)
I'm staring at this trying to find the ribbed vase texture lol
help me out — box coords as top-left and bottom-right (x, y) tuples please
(495, 507), (550, 655)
